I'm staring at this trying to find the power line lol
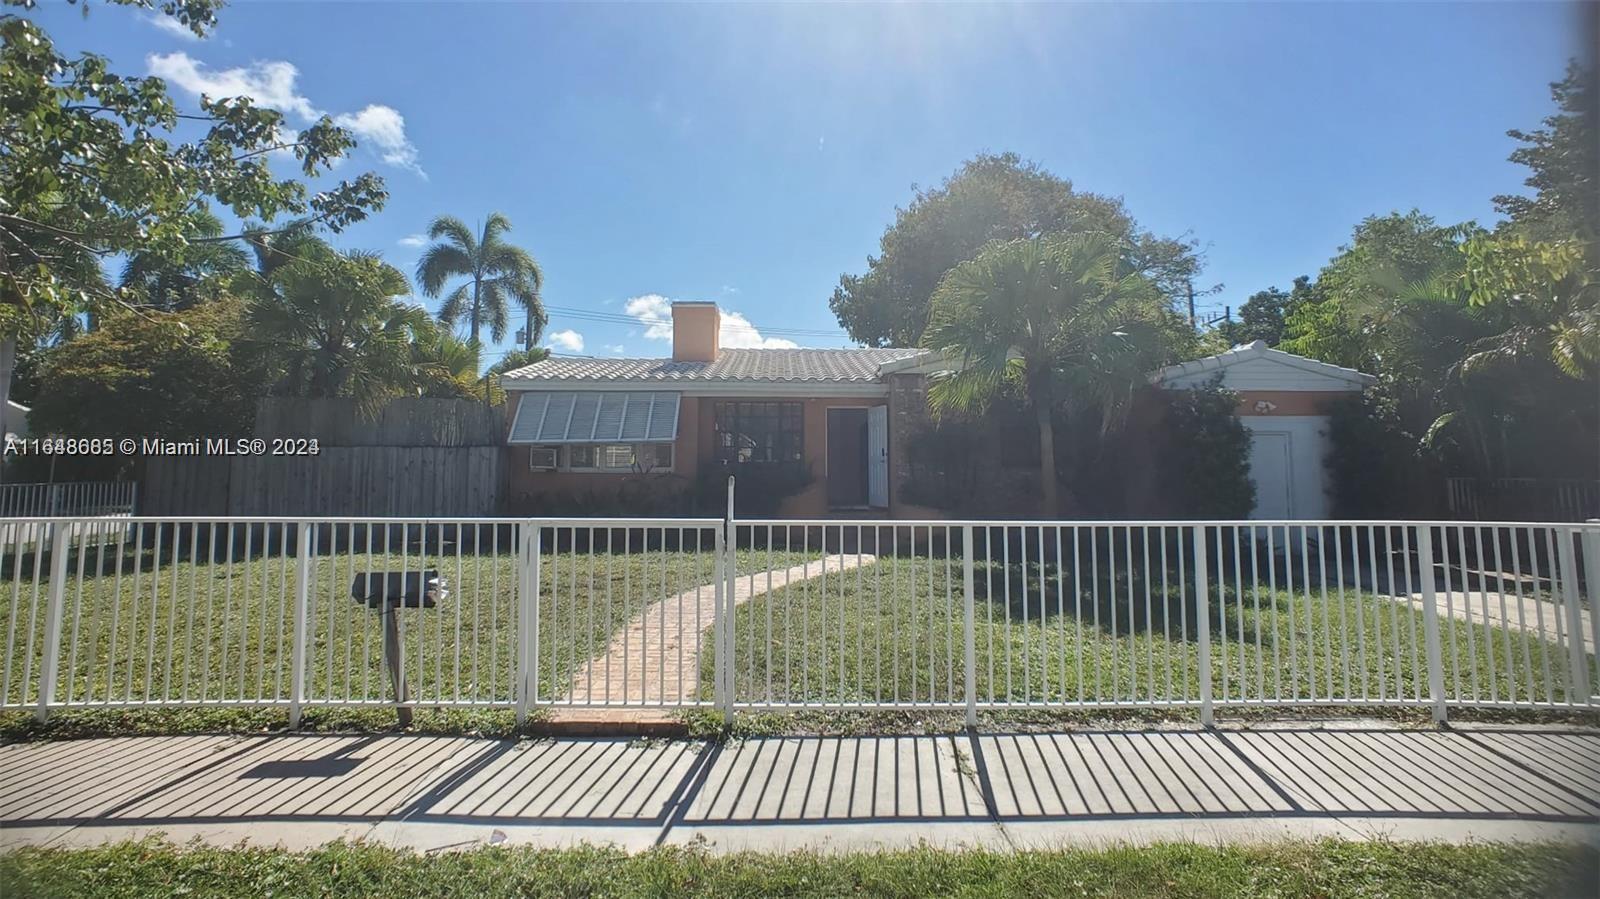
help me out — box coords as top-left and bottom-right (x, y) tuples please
(541, 304), (846, 338)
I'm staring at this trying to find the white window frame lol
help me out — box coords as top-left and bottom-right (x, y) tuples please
(553, 442), (675, 474)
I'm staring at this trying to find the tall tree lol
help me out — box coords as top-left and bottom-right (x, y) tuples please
(1493, 62), (1597, 251)
(118, 208), (250, 311)
(830, 152), (1203, 347)
(0, 1), (385, 430)
(245, 246), (427, 414)
(415, 213), (546, 349)
(922, 234), (1162, 516)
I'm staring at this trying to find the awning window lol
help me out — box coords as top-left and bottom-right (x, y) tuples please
(509, 391), (680, 444)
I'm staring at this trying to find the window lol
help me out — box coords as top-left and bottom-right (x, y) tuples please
(714, 401), (802, 464)
(552, 443), (675, 473)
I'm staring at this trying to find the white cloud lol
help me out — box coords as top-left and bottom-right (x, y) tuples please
(334, 104), (424, 178)
(147, 53), (422, 176)
(145, 14), (202, 41)
(147, 52), (319, 119)
(622, 295), (674, 340)
(720, 311), (798, 349)
(604, 344), (627, 356)
(622, 294), (798, 349)
(546, 329), (585, 353)
(397, 233), (427, 248)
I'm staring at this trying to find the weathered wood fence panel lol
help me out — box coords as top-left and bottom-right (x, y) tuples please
(141, 399), (506, 516)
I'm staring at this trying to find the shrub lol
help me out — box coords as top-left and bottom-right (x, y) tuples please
(1154, 382), (1255, 519)
(694, 461), (815, 516)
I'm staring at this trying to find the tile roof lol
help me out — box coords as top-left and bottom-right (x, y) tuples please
(500, 348), (927, 385)
(1150, 340), (1376, 386)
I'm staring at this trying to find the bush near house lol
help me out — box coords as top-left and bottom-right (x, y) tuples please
(900, 384), (1254, 520)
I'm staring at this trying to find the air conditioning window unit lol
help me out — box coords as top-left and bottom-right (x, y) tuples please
(529, 446), (559, 471)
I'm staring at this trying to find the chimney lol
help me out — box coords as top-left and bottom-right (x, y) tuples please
(671, 302), (720, 362)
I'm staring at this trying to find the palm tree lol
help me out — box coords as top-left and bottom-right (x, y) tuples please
(922, 234), (1161, 517)
(119, 208), (250, 311)
(415, 213), (546, 349)
(245, 247), (427, 415)
(410, 322), (482, 400)
(479, 346), (550, 405)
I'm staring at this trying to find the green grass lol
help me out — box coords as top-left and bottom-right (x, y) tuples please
(1, 529), (810, 727)
(1, 839), (1593, 898)
(708, 554), (1598, 707)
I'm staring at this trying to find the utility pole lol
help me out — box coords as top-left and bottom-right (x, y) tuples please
(1186, 280), (1196, 326)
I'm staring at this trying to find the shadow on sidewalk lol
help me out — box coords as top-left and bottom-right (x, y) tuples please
(3, 727), (1597, 837)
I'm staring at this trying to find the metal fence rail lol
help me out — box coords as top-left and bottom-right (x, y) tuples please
(3, 515), (1596, 725)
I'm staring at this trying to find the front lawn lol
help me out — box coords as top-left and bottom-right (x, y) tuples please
(1, 526), (811, 730)
(709, 549), (1596, 708)
(1, 839), (1593, 898)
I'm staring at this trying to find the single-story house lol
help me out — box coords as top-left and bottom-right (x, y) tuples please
(499, 302), (947, 517)
(499, 301), (1374, 520)
(1153, 340), (1375, 520)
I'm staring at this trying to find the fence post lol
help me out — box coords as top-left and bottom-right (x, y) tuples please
(34, 525), (71, 723)
(1416, 525), (1447, 724)
(1584, 523), (1600, 700)
(518, 523), (540, 725)
(717, 476), (736, 723)
(1192, 526), (1213, 728)
(288, 521), (313, 729)
(1555, 527), (1592, 703)
(962, 525), (977, 728)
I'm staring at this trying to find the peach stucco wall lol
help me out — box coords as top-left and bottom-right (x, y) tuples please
(502, 392), (893, 516)
(1231, 389), (1357, 416)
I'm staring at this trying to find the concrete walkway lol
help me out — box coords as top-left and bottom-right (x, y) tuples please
(553, 554), (874, 726)
(3, 723), (1596, 854)
(1401, 590), (1595, 655)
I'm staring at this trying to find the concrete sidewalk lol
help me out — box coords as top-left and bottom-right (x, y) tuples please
(2, 723), (1597, 854)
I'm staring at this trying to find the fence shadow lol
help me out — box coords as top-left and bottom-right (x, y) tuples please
(5, 730), (1595, 835)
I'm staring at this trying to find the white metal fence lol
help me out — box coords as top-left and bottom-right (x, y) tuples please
(3, 516), (1596, 725)
(0, 482), (136, 548)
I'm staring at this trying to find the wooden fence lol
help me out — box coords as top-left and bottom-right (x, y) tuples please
(1446, 477), (1600, 522)
(141, 398), (505, 517)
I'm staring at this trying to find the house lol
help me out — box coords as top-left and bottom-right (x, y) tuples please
(499, 302), (947, 517)
(1153, 340), (1375, 520)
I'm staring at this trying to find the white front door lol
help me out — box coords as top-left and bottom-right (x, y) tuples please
(867, 405), (889, 508)
(1248, 431), (1294, 519)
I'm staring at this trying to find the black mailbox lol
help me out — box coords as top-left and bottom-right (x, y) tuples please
(350, 570), (447, 609)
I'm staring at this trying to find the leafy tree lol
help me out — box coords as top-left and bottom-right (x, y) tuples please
(244, 246), (427, 414)
(1, 0), (385, 429)
(1220, 276), (1319, 347)
(1280, 212), (1475, 370)
(415, 213), (546, 349)
(1493, 62), (1597, 250)
(923, 234), (1163, 516)
(28, 298), (262, 455)
(830, 152), (1203, 347)
(481, 346), (550, 406)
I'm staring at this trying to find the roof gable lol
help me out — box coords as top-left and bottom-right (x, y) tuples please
(1152, 341), (1375, 391)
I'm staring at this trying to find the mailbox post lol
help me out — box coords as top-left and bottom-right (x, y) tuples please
(351, 570), (447, 726)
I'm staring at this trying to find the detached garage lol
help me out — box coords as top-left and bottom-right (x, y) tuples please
(1153, 341), (1375, 520)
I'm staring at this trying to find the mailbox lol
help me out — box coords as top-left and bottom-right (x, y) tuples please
(350, 570), (448, 609)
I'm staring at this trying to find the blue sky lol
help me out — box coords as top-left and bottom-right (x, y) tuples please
(31, 1), (1583, 363)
